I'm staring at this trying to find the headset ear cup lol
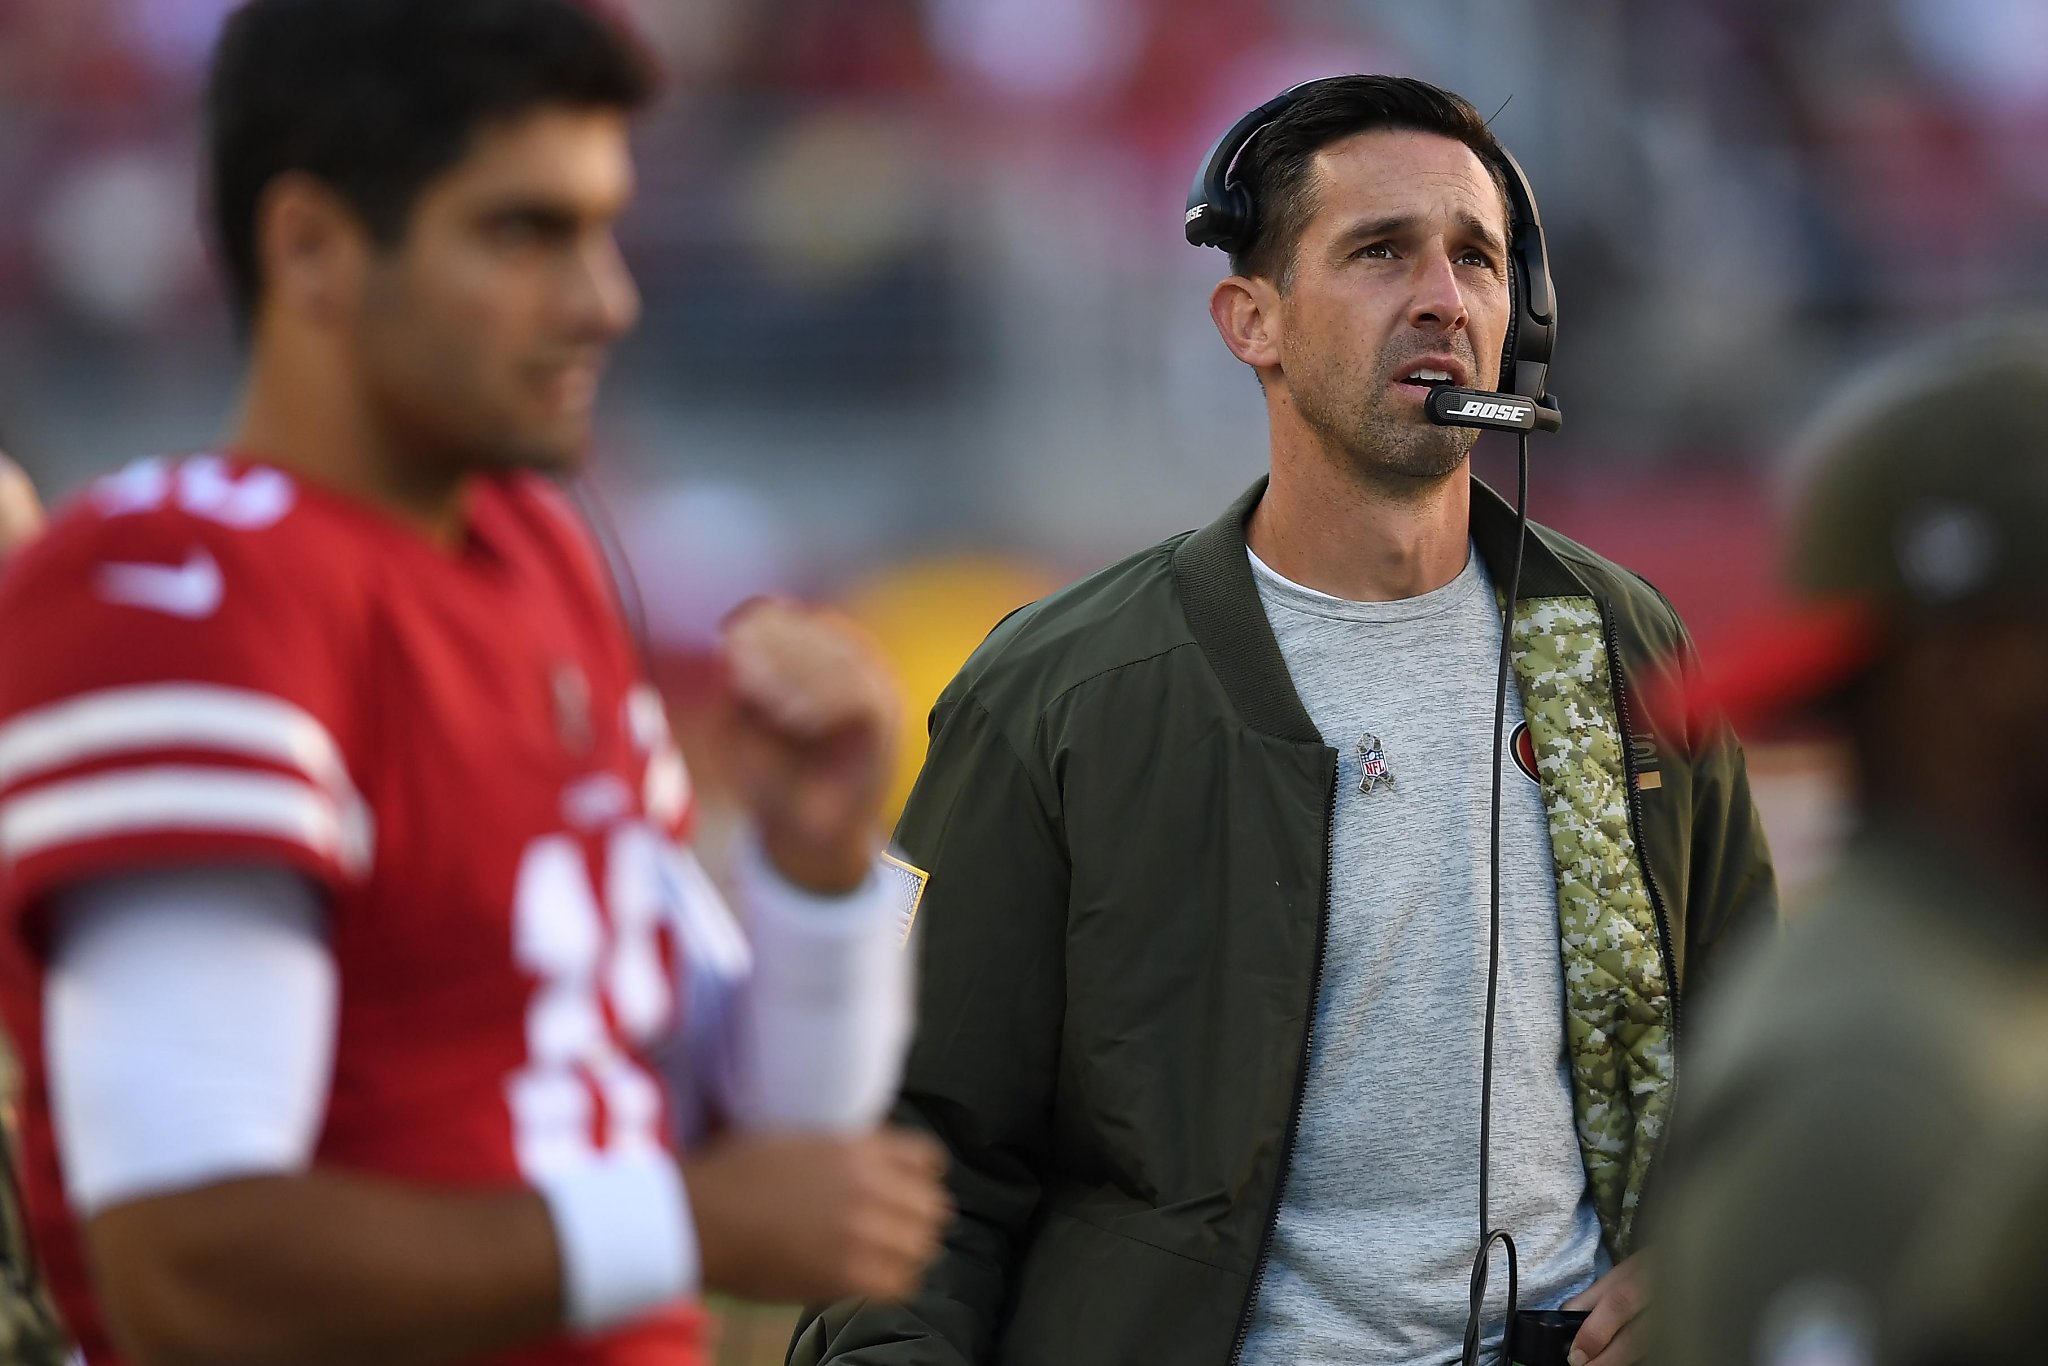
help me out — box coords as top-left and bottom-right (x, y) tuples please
(1191, 145), (1261, 251)
(1185, 79), (1333, 253)
(1195, 187), (1242, 254)
(1217, 186), (1254, 257)
(1500, 252), (1521, 394)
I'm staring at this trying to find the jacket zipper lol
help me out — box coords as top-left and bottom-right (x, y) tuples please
(1226, 759), (1336, 1366)
(1599, 607), (1682, 1049)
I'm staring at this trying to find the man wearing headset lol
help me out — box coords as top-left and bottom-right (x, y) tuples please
(792, 76), (1775, 1366)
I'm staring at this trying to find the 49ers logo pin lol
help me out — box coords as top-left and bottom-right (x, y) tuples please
(1356, 732), (1395, 794)
(1511, 721), (1541, 785)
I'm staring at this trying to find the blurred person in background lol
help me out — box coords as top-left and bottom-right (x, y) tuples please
(1648, 318), (2048, 1366)
(0, 3), (950, 1365)
(0, 451), (70, 1366)
(793, 75), (1774, 1366)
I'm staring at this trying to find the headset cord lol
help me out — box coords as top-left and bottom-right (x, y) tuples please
(1462, 430), (1532, 1366)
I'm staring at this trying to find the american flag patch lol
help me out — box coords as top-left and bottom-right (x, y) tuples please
(879, 850), (930, 946)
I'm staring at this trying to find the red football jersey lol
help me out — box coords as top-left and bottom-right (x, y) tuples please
(0, 454), (707, 1364)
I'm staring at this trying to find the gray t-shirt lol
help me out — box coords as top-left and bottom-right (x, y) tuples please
(1240, 545), (1607, 1366)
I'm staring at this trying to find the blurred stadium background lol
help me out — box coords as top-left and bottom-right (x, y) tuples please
(2, 0), (2045, 1357)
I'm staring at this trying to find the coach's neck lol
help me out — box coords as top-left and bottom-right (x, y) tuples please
(1245, 393), (1471, 603)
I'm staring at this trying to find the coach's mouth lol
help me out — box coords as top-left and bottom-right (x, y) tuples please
(1392, 355), (1470, 396)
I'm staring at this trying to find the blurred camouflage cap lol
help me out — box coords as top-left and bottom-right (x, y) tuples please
(1671, 316), (2048, 729)
(1792, 314), (2048, 614)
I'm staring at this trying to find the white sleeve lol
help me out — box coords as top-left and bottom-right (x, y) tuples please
(46, 866), (697, 1335)
(660, 834), (912, 1137)
(656, 848), (753, 1143)
(45, 866), (337, 1217)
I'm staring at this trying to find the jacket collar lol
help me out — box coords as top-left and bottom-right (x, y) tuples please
(1171, 473), (1592, 745)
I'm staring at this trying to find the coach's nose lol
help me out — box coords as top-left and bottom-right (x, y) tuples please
(1406, 242), (1470, 339)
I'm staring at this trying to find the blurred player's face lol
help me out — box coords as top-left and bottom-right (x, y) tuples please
(1273, 130), (1511, 486)
(1856, 617), (2048, 877)
(353, 105), (641, 474)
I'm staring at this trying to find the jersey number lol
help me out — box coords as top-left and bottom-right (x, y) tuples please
(506, 824), (675, 1176)
(94, 455), (296, 529)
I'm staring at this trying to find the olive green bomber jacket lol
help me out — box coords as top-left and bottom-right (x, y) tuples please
(792, 478), (1778, 1366)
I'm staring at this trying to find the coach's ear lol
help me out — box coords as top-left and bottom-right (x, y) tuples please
(1210, 274), (1282, 376)
(254, 170), (372, 329)
(0, 453), (44, 563)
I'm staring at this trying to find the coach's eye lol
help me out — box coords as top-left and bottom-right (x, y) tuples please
(1354, 241), (1395, 261)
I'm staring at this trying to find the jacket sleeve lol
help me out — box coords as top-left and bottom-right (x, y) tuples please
(789, 689), (1068, 1366)
(1680, 726), (1777, 1003)
(1603, 568), (1781, 1015)
(1665, 604), (1780, 1008)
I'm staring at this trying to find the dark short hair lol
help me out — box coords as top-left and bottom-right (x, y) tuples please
(1228, 75), (1512, 289)
(206, 0), (659, 325)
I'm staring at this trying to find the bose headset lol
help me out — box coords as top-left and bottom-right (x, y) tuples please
(1185, 76), (1565, 1366)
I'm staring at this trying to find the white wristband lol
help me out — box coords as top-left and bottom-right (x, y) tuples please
(534, 1149), (698, 1334)
(731, 830), (912, 1133)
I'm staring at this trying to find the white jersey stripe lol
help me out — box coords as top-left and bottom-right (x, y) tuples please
(0, 766), (372, 878)
(0, 684), (355, 799)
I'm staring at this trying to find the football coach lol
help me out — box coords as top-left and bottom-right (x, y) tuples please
(792, 75), (1776, 1366)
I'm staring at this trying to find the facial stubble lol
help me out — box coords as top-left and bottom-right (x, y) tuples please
(1293, 354), (1480, 492)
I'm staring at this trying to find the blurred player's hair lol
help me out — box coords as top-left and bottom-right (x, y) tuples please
(1228, 75), (1512, 291)
(205, 0), (658, 328)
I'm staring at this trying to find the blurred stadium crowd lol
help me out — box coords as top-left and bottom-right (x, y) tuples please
(1, 0), (2045, 881)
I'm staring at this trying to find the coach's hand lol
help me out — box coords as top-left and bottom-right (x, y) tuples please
(0, 454), (43, 563)
(1564, 1252), (1647, 1366)
(683, 1128), (950, 1304)
(721, 598), (901, 894)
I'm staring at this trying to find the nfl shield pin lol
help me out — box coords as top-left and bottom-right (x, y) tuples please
(1356, 732), (1395, 794)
